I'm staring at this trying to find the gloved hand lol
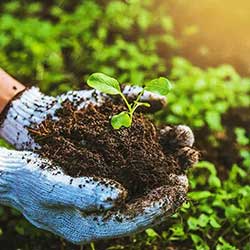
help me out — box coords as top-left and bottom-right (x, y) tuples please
(0, 70), (198, 244)
(0, 147), (125, 226)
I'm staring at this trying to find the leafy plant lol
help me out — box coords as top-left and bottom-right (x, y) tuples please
(156, 57), (250, 131)
(235, 127), (250, 169)
(0, 0), (176, 94)
(87, 72), (171, 129)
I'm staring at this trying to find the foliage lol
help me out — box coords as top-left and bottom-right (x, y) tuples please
(157, 57), (250, 131)
(183, 160), (250, 250)
(235, 127), (250, 169)
(87, 72), (171, 129)
(0, 0), (250, 250)
(0, 0), (176, 95)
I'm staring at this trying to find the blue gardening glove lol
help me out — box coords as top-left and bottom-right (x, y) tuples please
(0, 86), (197, 244)
(0, 147), (188, 244)
(0, 148), (125, 224)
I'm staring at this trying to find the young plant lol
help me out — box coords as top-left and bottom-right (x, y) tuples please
(87, 73), (172, 129)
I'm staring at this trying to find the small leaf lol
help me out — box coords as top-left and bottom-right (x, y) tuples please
(208, 175), (221, 188)
(225, 205), (242, 219)
(210, 217), (221, 229)
(190, 234), (210, 250)
(205, 111), (222, 131)
(187, 217), (198, 230)
(145, 228), (160, 238)
(145, 77), (172, 96)
(111, 112), (131, 129)
(137, 102), (151, 107)
(161, 231), (168, 240)
(190, 234), (203, 244)
(198, 214), (210, 227)
(188, 191), (213, 200)
(87, 73), (121, 95)
(169, 223), (185, 239)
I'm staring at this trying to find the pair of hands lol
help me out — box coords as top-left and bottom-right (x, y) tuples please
(0, 72), (196, 244)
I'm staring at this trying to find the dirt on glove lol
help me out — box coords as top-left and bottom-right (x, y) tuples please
(28, 100), (197, 201)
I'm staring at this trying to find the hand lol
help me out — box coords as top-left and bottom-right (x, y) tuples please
(0, 147), (125, 228)
(0, 72), (198, 244)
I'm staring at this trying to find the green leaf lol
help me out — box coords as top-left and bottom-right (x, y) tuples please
(190, 234), (201, 244)
(137, 102), (151, 107)
(190, 234), (210, 250)
(199, 204), (214, 214)
(87, 73), (121, 95)
(216, 237), (237, 250)
(169, 223), (185, 240)
(188, 191), (213, 200)
(196, 161), (217, 175)
(209, 217), (221, 229)
(225, 205), (242, 219)
(145, 228), (160, 238)
(161, 231), (168, 240)
(205, 111), (222, 131)
(229, 164), (247, 181)
(111, 112), (131, 129)
(145, 77), (172, 96)
(198, 214), (210, 227)
(235, 127), (249, 146)
(208, 175), (221, 188)
(187, 217), (199, 230)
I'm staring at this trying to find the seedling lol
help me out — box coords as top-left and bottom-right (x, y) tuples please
(87, 73), (172, 129)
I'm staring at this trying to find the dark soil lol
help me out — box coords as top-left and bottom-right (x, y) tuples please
(28, 101), (187, 201)
(195, 107), (250, 179)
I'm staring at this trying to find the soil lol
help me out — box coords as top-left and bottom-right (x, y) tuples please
(195, 107), (250, 179)
(28, 100), (188, 201)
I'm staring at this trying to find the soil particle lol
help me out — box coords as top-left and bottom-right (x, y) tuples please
(29, 101), (192, 201)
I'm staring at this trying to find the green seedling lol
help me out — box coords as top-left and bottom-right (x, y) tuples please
(87, 73), (172, 129)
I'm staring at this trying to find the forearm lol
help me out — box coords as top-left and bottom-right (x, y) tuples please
(0, 69), (26, 113)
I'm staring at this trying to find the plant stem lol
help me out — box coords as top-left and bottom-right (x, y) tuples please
(120, 92), (132, 112)
(80, 244), (84, 250)
(134, 89), (145, 105)
(130, 89), (145, 115)
(90, 242), (96, 250)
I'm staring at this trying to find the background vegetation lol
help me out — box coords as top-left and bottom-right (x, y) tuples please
(0, 0), (249, 249)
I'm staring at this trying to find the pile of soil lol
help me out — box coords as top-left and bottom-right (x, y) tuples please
(29, 101), (188, 201)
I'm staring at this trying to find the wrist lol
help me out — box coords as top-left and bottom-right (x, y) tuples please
(0, 69), (26, 113)
(0, 87), (58, 149)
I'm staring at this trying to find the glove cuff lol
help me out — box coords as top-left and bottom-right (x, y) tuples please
(0, 87), (58, 149)
(0, 69), (26, 113)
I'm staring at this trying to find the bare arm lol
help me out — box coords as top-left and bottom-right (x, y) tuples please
(0, 69), (26, 113)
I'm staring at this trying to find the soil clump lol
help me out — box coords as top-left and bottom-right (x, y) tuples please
(29, 101), (187, 200)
